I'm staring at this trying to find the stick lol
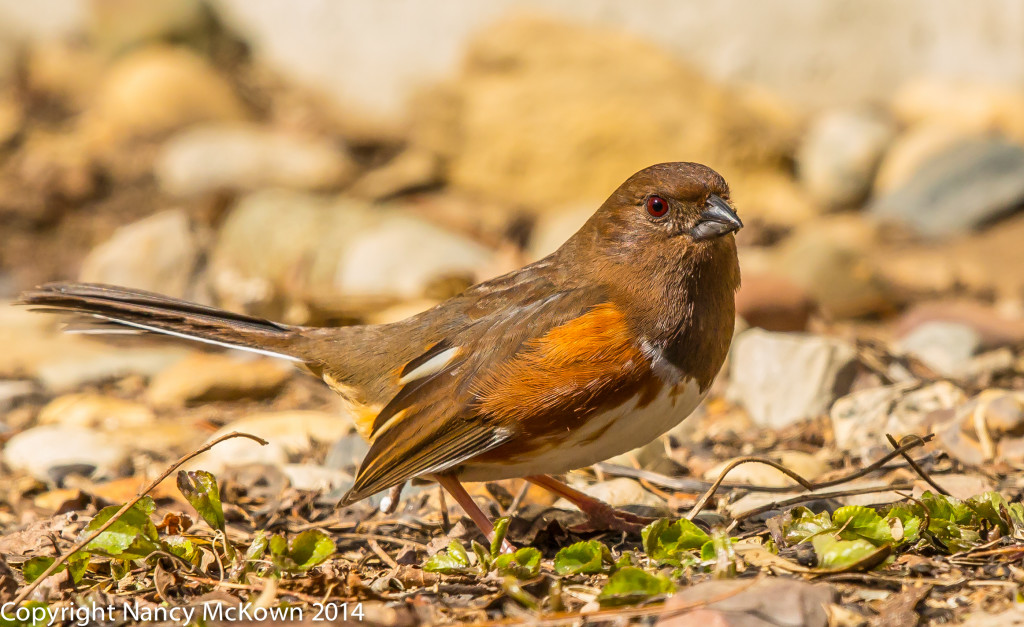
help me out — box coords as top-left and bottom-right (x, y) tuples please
(885, 433), (950, 496)
(12, 431), (267, 605)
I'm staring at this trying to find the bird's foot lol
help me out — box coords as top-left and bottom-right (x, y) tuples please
(570, 500), (657, 534)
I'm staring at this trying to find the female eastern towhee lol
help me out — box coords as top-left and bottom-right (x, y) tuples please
(20, 162), (742, 549)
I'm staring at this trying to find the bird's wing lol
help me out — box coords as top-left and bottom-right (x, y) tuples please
(340, 279), (635, 504)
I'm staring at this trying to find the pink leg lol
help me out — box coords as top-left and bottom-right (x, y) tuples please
(526, 475), (655, 533)
(433, 474), (515, 554)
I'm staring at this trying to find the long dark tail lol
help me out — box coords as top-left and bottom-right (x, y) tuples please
(18, 282), (307, 361)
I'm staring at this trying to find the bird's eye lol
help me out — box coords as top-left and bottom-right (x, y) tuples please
(646, 195), (669, 218)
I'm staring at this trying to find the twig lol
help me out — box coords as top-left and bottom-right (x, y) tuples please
(12, 431), (268, 605)
(183, 575), (330, 604)
(685, 457), (815, 520)
(886, 434), (950, 496)
(505, 481), (531, 517)
(333, 532), (429, 551)
(367, 538), (399, 569)
(729, 482), (916, 524)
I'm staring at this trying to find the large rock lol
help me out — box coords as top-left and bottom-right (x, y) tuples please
(88, 46), (246, 139)
(38, 393), (154, 430)
(79, 209), (203, 299)
(155, 124), (356, 195)
(418, 16), (796, 209)
(896, 321), (982, 377)
(870, 137), (1024, 238)
(145, 353), (292, 407)
(727, 329), (858, 428)
(873, 124), (969, 194)
(797, 109), (895, 208)
(3, 425), (129, 484)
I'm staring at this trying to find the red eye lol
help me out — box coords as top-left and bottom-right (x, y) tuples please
(646, 195), (668, 217)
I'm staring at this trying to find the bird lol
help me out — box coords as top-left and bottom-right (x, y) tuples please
(19, 162), (742, 548)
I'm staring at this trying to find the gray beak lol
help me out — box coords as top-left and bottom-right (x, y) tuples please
(690, 194), (743, 241)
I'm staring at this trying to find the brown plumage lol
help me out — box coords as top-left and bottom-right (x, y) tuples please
(19, 162), (742, 543)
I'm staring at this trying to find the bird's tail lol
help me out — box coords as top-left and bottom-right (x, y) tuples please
(18, 282), (307, 362)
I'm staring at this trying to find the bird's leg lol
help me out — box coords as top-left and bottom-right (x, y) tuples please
(378, 482), (405, 515)
(433, 474), (515, 554)
(526, 475), (655, 533)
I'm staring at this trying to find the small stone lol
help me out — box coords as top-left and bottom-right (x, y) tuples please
(186, 410), (353, 474)
(726, 329), (858, 429)
(79, 209), (203, 299)
(897, 321), (981, 377)
(958, 390), (1024, 438)
(145, 353), (292, 408)
(735, 273), (815, 332)
(555, 478), (667, 511)
(38, 393), (154, 430)
(282, 464), (352, 492)
(155, 123), (356, 195)
(874, 124), (968, 194)
(797, 108), (895, 208)
(658, 578), (836, 627)
(870, 137), (1024, 238)
(89, 46), (245, 140)
(348, 147), (440, 200)
(3, 425), (129, 484)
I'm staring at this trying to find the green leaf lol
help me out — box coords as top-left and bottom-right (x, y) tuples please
(832, 506), (893, 546)
(82, 496), (160, 559)
(919, 491), (972, 525)
(641, 518), (710, 566)
(162, 536), (197, 563)
(812, 535), (885, 571)
(884, 505), (922, 545)
(280, 530), (336, 572)
(494, 547), (541, 579)
(782, 507), (835, 545)
(423, 539), (473, 575)
(245, 531), (269, 563)
(553, 540), (609, 575)
(472, 541), (491, 572)
(22, 557), (56, 583)
(490, 517), (510, 559)
(176, 471), (226, 533)
(597, 566), (676, 607)
(966, 492), (1010, 534)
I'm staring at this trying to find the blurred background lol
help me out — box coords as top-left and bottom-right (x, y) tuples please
(0, 0), (1023, 515)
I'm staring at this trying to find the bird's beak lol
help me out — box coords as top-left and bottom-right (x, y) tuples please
(690, 194), (743, 241)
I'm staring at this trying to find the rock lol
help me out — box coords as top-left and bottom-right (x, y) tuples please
(943, 390), (1024, 464)
(38, 393), (154, 430)
(155, 123), (356, 195)
(555, 478), (667, 512)
(421, 16), (796, 209)
(897, 321), (981, 377)
(896, 301), (1024, 349)
(145, 353), (292, 407)
(728, 171), (819, 228)
(324, 433), (370, 473)
(25, 41), (106, 110)
(186, 410), (353, 474)
(704, 451), (828, 488)
(831, 381), (966, 459)
(0, 380), (35, 413)
(735, 273), (815, 332)
(891, 79), (1024, 143)
(658, 578), (835, 627)
(870, 137), (1024, 238)
(874, 124), (968, 194)
(527, 204), (593, 261)
(914, 473), (994, 502)
(79, 209), (204, 299)
(282, 464), (351, 492)
(727, 329), (858, 429)
(0, 97), (22, 147)
(773, 217), (891, 318)
(3, 425), (129, 484)
(797, 109), (895, 208)
(89, 0), (210, 54)
(89, 46), (246, 140)
(348, 147), (440, 200)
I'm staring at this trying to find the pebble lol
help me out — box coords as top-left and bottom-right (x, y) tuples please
(897, 321), (981, 377)
(555, 478), (667, 513)
(348, 147), (440, 200)
(155, 123), (356, 196)
(79, 209), (203, 299)
(37, 393), (154, 430)
(797, 108), (895, 208)
(3, 425), (129, 484)
(870, 137), (1024, 238)
(282, 464), (352, 492)
(726, 329), (858, 429)
(873, 124), (967, 194)
(145, 353), (293, 407)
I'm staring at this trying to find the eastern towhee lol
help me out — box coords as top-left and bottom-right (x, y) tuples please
(20, 162), (742, 549)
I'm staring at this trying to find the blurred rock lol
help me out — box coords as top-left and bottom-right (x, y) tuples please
(0, 381), (34, 414)
(324, 432), (369, 472)
(25, 41), (105, 109)
(89, 45), (246, 140)
(896, 301), (1024, 349)
(187, 410), (353, 474)
(831, 381), (966, 459)
(870, 137), (1024, 238)
(658, 578), (835, 627)
(774, 217), (891, 318)
(89, 0), (210, 54)
(79, 209), (203, 299)
(282, 464), (351, 492)
(797, 109), (895, 208)
(891, 79), (1024, 143)
(896, 321), (981, 377)
(704, 451), (828, 488)
(421, 16), (796, 209)
(527, 204), (593, 261)
(349, 147), (440, 200)
(155, 123), (356, 195)
(38, 393), (154, 430)
(3, 425), (129, 484)
(735, 273), (815, 332)
(729, 171), (819, 228)
(0, 97), (22, 147)
(145, 353), (292, 407)
(727, 329), (858, 428)
(555, 478), (667, 512)
(943, 390), (1024, 465)
(874, 124), (968, 194)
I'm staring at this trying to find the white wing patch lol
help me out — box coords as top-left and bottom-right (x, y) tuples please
(398, 346), (460, 385)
